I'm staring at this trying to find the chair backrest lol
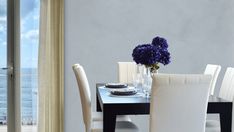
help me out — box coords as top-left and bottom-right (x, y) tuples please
(118, 62), (137, 83)
(72, 64), (92, 130)
(219, 67), (234, 101)
(150, 74), (212, 132)
(204, 64), (221, 95)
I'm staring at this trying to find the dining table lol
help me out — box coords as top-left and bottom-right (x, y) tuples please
(96, 83), (232, 132)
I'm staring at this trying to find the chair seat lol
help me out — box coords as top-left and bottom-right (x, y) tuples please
(205, 120), (220, 132)
(205, 126), (220, 132)
(91, 121), (139, 132)
(92, 112), (131, 122)
(206, 120), (220, 127)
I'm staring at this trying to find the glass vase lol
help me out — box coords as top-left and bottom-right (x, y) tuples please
(142, 67), (152, 98)
(142, 67), (157, 98)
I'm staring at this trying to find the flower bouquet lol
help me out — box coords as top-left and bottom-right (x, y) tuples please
(132, 36), (171, 97)
(132, 36), (171, 73)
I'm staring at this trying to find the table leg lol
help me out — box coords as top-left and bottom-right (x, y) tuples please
(96, 94), (102, 112)
(220, 111), (232, 132)
(103, 111), (116, 132)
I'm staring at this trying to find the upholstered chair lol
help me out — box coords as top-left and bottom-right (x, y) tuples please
(206, 67), (234, 132)
(118, 62), (138, 84)
(204, 64), (221, 95)
(150, 74), (211, 132)
(72, 64), (139, 132)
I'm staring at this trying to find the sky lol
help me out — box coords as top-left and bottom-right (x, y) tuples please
(0, 0), (40, 68)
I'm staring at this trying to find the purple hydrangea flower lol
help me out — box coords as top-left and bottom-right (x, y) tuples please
(158, 49), (171, 65)
(132, 36), (171, 69)
(132, 44), (161, 65)
(152, 36), (168, 49)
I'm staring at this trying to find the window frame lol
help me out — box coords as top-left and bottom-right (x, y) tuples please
(7, 0), (21, 132)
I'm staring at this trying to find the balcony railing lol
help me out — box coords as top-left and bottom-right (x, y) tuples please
(0, 69), (38, 128)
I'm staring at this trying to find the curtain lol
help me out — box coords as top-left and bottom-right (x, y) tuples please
(38, 0), (64, 132)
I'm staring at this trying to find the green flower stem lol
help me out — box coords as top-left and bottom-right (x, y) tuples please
(145, 63), (160, 73)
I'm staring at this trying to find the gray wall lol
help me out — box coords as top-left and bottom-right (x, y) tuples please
(65, 0), (234, 131)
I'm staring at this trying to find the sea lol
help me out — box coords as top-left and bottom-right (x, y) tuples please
(0, 68), (38, 125)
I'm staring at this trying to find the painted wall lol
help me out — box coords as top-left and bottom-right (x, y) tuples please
(65, 0), (234, 131)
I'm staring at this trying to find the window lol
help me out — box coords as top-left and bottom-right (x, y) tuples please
(0, 0), (40, 131)
(20, 0), (39, 131)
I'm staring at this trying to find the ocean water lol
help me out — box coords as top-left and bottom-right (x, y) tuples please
(0, 68), (38, 124)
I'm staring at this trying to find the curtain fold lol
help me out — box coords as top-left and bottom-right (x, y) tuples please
(38, 0), (64, 132)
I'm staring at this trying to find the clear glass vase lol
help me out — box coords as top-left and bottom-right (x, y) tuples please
(142, 66), (158, 98)
(142, 67), (152, 98)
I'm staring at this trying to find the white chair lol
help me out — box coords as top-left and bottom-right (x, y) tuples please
(72, 64), (139, 132)
(150, 74), (212, 132)
(206, 67), (234, 132)
(118, 62), (138, 84)
(204, 64), (221, 95)
(204, 64), (221, 131)
(219, 67), (234, 101)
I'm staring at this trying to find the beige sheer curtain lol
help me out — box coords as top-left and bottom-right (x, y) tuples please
(38, 0), (64, 132)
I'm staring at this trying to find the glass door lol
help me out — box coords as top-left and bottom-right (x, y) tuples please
(0, 0), (39, 132)
(0, 0), (8, 132)
(20, 0), (39, 131)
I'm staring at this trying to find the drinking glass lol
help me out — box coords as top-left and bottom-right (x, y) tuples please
(132, 73), (142, 92)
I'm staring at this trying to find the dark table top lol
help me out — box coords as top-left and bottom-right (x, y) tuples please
(96, 83), (231, 106)
(97, 84), (150, 104)
(96, 83), (233, 132)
